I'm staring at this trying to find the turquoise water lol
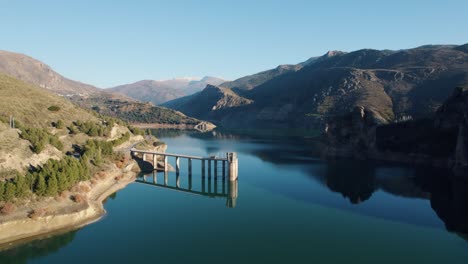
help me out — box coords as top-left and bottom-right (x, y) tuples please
(1, 130), (467, 264)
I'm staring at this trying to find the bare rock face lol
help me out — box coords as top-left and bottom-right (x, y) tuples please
(325, 86), (468, 170)
(433, 87), (468, 169)
(325, 106), (389, 158)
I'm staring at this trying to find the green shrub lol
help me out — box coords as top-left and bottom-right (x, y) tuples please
(47, 106), (61, 112)
(55, 120), (64, 129)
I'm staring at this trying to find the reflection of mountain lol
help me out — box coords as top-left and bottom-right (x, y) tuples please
(325, 160), (375, 204)
(0, 230), (77, 264)
(414, 168), (468, 234)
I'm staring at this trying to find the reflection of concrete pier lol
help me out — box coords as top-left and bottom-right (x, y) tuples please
(131, 149), (239, 207)
(131, 149), (238, 181)
(137, 172), (238, 208)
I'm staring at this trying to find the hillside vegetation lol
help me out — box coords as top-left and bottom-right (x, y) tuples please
(0, 75), (148, 207)
(0, 74), (97, 127)
(72, 96), (201, 125)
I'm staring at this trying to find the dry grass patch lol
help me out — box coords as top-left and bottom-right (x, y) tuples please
(28, 208), (48, 220)
(71, 194), (87, 203)
(0, 202), (16, 215)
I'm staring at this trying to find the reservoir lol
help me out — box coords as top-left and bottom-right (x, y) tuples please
(1, 129), (467, 263)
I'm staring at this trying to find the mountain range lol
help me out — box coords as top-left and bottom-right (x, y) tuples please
(163, 44), (468, 129)
(0, 50), (209, 128)
(108, 76), (225, 105)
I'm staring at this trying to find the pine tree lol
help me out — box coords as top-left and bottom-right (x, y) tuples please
(4, 182), (16, 202)
(35, 174), (47, 196)
(15, 175), (29, 198)
(0, 182), (5, 201)
(46, 174), (58, 197)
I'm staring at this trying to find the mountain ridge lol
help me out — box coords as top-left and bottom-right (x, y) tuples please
(164, 44), (468, 129)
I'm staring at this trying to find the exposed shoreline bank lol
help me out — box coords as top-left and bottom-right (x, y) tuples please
(0, 162), (137, 249)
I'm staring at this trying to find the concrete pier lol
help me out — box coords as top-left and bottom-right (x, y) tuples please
(131, 149), (239, 208)
(175, 157), (180, 174)
(227, 152), (238, 181)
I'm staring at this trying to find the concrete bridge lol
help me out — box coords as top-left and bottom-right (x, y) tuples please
(130, 149), (239, 207)
(130, 149), (238, 181)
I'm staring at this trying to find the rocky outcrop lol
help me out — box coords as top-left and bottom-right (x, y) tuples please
(325, 106), (390, 158)
(325, 87), (468, 171)
(434, 87), (468, 169)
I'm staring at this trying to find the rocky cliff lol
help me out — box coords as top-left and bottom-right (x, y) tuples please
(324, 86), (468, 172)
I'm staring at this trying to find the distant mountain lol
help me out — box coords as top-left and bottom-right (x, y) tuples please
(0, 50), (99, 96)
(219, 55), (322, 94)
(0, 50), (208, 127)
(164, 44), (468, 129)
(108, 76), (225, 105)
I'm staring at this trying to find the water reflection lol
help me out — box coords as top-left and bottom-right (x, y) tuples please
(413, 168), (468, 234)
(136, 172), (239, 208)
(176, 129), (468, 235)
(0, 231), (77, 264)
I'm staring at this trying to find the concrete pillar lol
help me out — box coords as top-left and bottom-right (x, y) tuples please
(214, 160), (218, 177)
(153, 154), (157, 170)
(227, 152), (238, 181)
(188, 158), (192, 175)
(214, 177), (218, 194)
(208, 160), (212, 178)
(208, 176), (212, 193)
(202, 177), (206, 193)
(176, 156), (180, 174)
(222, 160), (226, 178)
(222, 177), (226, 195)
(226, 180), (238, 208)
(164, 156), (168, 172)
(202, 159), (205, 178)
(188, 173), (192, 190)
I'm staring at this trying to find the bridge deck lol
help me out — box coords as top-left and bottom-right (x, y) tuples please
(131, 149), (229, 161)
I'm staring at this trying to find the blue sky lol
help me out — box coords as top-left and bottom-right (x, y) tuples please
(1, 0), (467, 87)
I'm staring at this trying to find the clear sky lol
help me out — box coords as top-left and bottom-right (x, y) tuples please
(1, 0), (467, 87)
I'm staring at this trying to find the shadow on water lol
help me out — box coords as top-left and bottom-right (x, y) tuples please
(0, 231), (77, 264)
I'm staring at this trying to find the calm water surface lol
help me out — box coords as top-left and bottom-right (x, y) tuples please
(1, 129), (467, 264)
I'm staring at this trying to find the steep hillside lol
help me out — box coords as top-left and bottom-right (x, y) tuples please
(0, 74), (143, 174)
(109, 76), (225, 105)
(71, 95), (203, 126)
(0, 74), (97, 127)
(165, 44), (468, 129)
(163, 85), (252, 123)
(324, 86), (468, 170)
(0, 50), (98, 96)
(220, 64), (302, 93)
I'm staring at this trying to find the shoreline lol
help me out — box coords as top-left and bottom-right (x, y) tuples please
(132, 123), (198, 129)
(0, 162), (137, 249)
